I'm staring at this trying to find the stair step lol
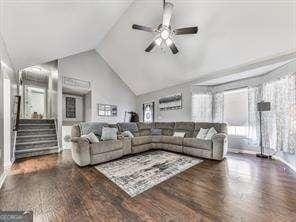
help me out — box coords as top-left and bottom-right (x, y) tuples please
(15, 146), (59, 159)
(16, 134), (57, 143)
(16, 140), (58, 150)
(17, 129), (56, 136)
(19, 119), (55, 124)
(18, 123), (55, 130)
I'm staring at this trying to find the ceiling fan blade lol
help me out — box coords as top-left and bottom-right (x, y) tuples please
(132, 24), (155, 33)
(174, 27), (198, 35)
(145, 41), (157, 52)
(162, 2), (174, 27)
(168, 41), (179, 54)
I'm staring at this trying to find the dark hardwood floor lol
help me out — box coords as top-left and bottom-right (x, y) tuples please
(0, 150), (295, 222)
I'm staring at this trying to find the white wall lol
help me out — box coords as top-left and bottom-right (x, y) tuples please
(137, 83), (211, 122)
(137, 83), (192, 122)
(58, 50), (137, 124)
(0, 33), (17, 183)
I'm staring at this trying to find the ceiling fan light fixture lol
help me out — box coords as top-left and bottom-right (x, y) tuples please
(155, 37), (163, 46)
(165, 38), (173, 46)
(160, 29), (170, 40)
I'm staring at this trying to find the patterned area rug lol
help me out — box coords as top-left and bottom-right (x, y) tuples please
(95, 150), (202, 197)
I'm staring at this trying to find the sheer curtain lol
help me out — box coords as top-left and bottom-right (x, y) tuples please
(192, 93), (213, 122)
(247, 86), (261, 145)
(212, 92), (224, 123)
(261, 74), (296, 153)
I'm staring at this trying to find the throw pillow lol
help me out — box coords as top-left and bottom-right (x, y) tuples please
(101, 127), (118, 141)
(151, 128), (162, 136)
(196, 128), (209, 139)
(81, 132), (99, 143)
(205, 127), (218, 140)
(173, 131), (186, 137)
(121, 130), (134, 138)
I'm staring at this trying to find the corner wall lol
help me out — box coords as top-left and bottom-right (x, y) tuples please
(0, 33), (17, 186)
(58, 50), (137, 124)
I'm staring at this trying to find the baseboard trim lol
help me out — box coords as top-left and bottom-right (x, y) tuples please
(273, 156), (296, 173)
(0, 171), (6, 190)
(228, 148), (296, 173)
(228, 148), (257, 155)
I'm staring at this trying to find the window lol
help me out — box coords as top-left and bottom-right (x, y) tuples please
(192, 93), (212, 122)
(223, 88), (249, 136)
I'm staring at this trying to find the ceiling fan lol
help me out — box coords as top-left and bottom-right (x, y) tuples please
(132, 0), (198, 54)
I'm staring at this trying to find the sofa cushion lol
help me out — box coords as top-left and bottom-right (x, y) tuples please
(101, 127), (118, 140)
(132, 136), (152, 146)
(79, 122), (108, 139)
(160, 136), (183, 146)
(137, 122), (154, 136)
(151, 128), (162, 135)
(174, 122), (195, 138)
(205, 127), (218, 140)
(194, 122), (227, 136)
(117, 123), (139, 136)
(183, 138), (212, 150)
(173, 131), (186, 137)
(81, 132), (100, 143)
(90, 140), (123, 155)
(155, 122), (175, 136)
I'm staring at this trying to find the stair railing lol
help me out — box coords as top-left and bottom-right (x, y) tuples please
(13, 95), (21, 131)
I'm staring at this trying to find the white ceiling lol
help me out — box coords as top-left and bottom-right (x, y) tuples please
(1, 0), (296, 95)
(1, 0), (133, 69)
(98, 0), (296, 95)
(196, 59), (295, 86)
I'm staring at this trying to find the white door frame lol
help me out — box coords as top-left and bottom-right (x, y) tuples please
(3, 78), (11, 168)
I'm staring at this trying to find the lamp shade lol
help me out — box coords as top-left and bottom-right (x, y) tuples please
(257, 101), (271, 111)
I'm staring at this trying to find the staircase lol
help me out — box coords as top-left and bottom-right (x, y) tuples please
(16, 119), (59, 159)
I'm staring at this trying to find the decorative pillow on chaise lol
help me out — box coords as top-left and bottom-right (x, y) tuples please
(205, 127), (218, 140)
(101, 127), (118, 140)
(173, 131), (186, 137)
(81, 132), (100, 143)
(196, 128), (209, 139)
(121, 130), (134, 138)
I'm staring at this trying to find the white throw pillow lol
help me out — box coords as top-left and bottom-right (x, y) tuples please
(205, 127), (218, 140)
(122, 130), (134, 138)
(101, 127), (118, 140)
(81, 132), (99, 143)
(173, 131), (186, 137)
(196, 128), (209, 139)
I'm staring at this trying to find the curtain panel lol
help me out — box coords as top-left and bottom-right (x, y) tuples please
(261, 73), (296, 153)
(192, 93), (213, 122)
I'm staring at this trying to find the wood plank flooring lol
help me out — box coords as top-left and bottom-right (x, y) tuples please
(0, 150), (295, 222)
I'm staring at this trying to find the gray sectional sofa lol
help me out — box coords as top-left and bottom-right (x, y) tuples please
(70, 122), (228, 166)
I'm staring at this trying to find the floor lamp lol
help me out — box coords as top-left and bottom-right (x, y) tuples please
(256, 101), (271, 158)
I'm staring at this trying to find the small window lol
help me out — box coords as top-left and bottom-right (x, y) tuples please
(223, 88), (248, 136)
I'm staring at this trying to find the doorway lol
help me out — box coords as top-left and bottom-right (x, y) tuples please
(24, 85), (46, 119)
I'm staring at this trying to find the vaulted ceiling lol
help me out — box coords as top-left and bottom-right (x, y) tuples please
(1, 0), (296, 95)
(0, 0), (133, 69)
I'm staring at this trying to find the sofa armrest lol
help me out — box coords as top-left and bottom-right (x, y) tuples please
(71, 137), (91, 166)
(212, 133), (228, 160)
(71, 137), (89, 143)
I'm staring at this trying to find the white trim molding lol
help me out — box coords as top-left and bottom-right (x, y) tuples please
(273, 156), (296, 173)
(227, 148), (257, 155)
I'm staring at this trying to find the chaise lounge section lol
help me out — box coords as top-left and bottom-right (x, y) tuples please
(71, 121), (228, 166)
